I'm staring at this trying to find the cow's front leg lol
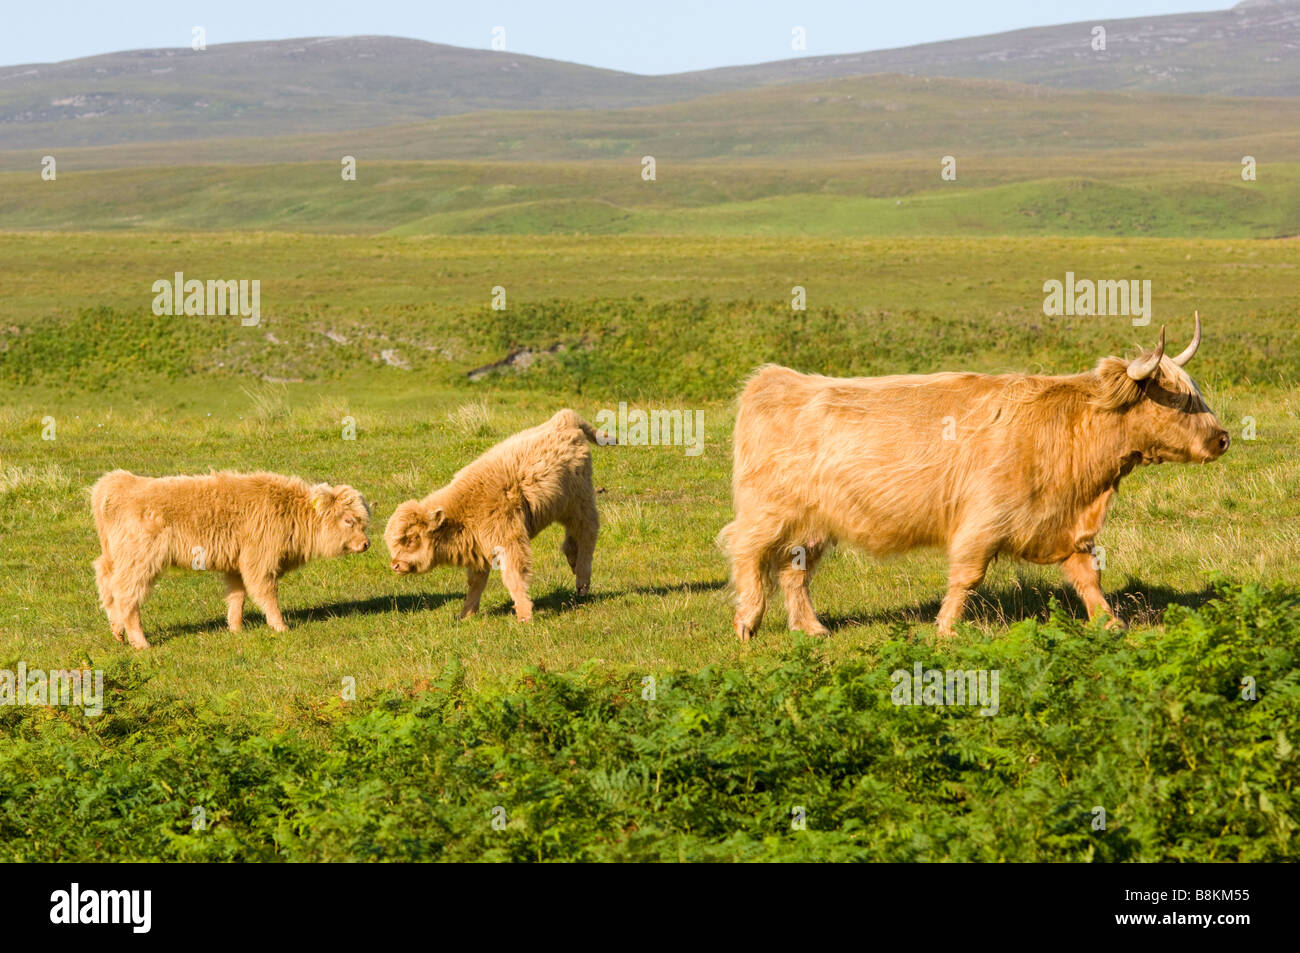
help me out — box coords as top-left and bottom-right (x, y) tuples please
(936, 541), (995, 637)
(1060, 550), (1122, 630)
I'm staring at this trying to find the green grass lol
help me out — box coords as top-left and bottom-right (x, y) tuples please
(4, 159), (1296, 238)
(0, 232), (1297, 859)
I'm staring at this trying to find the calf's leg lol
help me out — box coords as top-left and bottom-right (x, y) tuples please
(497, 540), (534, 622)
(560, 493), (599, 597)
(460, 567), (489, 619)
(110, 543), (165, 649)
(244, 571), (288, 632)
(93, 554), (122, 641)
(224, 571), (247, 632)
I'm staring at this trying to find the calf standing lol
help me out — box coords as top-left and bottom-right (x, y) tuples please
(91, 470), (371, 648)
(385, 409), (605, 622)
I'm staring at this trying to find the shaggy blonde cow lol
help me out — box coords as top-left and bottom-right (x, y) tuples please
(91, 470), (371, 648)
(723, 315), (1229, 640)
(385, 409), (605, 622)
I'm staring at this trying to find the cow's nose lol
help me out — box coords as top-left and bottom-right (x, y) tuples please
(1217, 430), (1230, 454)
(359, 539), (369, 552)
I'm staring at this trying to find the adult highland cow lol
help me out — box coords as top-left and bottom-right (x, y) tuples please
(722, 315), (1229, 640)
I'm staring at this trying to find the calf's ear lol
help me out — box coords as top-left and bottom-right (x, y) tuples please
(309, 483), (338, 513)
(426, 507), (446, 533)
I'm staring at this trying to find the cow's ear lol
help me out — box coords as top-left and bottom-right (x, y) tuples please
(426, 507), (445, 533)
(310, 484), (337, 513)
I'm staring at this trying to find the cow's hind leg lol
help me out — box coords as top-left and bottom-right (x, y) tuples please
(776, 539), (829, 636)
(1060, 551), (1122, 630)
(727, 518), (779, 642)
(111, 559), (159, 650)
(93, 554), (123, 641)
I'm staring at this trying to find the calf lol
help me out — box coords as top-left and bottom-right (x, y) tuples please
(385, 409), (604, 622)
(91, 470), (371, 648)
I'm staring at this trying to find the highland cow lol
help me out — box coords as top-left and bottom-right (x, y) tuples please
(385, 409), (605, 622)
(91, 470), (371, 649)
(722, 315), (1229, 640)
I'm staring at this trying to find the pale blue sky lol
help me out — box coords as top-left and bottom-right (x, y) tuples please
(3, 0), (1233, 73)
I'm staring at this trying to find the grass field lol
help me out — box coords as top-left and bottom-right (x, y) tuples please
(1, 232), (1297, 860)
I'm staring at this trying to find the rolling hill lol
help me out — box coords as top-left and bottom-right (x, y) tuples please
(3, 71), (1296, 238)
(0, 1), (1296, 150)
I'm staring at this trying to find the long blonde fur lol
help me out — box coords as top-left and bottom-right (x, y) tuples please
(91, 470), (371, 648)
(384, 409), (604, 622)
(723, 344), (1228, 640)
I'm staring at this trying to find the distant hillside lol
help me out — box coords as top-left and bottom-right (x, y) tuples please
(3, 73), (1297, 239)
(0, 1), (1296, 150)
(704, 0), (1300, 98)
(0, 36), (718, 149)
(3, 73), (1295, 171)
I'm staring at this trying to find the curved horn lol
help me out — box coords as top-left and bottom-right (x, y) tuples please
(1127, 325), (1166, 381)
(1171, 311), (1202, 367)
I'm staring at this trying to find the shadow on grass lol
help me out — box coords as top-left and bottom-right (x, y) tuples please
(489, 579), (729, 617)
(149, 579), (730, 644)
(819, 576), (1220, 633)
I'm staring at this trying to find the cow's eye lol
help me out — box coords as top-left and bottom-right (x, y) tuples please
(343, 516), (354, 527)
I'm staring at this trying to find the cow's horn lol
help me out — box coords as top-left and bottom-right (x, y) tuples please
(1171, 311), (1201, 367)
(1127, 326), (1166, 380)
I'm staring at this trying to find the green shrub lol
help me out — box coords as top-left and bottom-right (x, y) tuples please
(0, 581), (1294, 861)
